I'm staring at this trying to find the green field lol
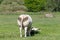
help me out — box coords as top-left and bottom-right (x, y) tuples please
(0, 12), (60, 40)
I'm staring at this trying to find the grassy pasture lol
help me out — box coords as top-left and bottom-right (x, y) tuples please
(0, 12), (60, 40)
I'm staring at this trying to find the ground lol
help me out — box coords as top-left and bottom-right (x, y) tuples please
(0, 12), (60, 40)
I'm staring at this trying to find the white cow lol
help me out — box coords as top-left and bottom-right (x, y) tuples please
(17, 14), (32, 37)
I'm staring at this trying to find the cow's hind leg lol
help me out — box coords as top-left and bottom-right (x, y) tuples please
(27, 29), (31, 36)
(20, 27), (22, 37)
(24, 27), (28, 37)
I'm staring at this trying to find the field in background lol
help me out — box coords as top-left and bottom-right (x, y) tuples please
(0, 12), (60, 40)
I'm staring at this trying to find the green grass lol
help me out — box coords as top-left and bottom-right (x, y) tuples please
(0, 12), (60, 40)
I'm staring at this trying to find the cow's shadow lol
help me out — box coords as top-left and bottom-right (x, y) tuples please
(30, 30), (40, 36)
